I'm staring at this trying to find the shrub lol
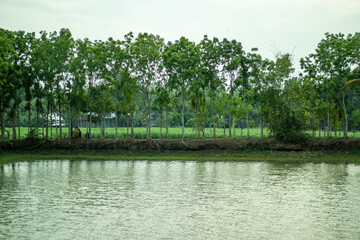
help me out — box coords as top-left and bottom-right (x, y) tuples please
(266, 103), (308, 144)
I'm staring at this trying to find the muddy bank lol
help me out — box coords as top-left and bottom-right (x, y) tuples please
(1, 137), (360, 152)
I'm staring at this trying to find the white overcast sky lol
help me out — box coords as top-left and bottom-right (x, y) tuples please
(1, 0), (359, 71)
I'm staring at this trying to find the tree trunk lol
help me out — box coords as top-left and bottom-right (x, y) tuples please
(312, 112), (315, 137)
(36, 108), (39, 135)
(223, 115), (226, 137)
(131, 113), (134, 139)
(68, 102), (72, 139)
(18, 106), (20, 139)
(327, 104), (330, 137)
(196, 108), (199, 139)
(234, 119), (236, 137)
(51, 105), (53, 139)
(126, 114), (129, 139)
(212, 98), (216, 139)
(101, 117), (105, 139)
(46, 102), (49, 139)
(260, 117), (264, 138)
(202, 91), (206, 139)
(229, 78), (232, 138)
(148, 103), (151, 140)
(0, 110), (4, 140)
(89, 112), (92, 139)
(241, 122), (243, 138)
(181, 91), (185, 140)
(59, 100), (62, 140)
(115, 112), (118, 139)
(223, 102), (226, 137)
(12, 117), (16, 140)
(42, 113), (44, 138)
(160, 108), (163, 139)
(341, 91), (348, 137)
(166, 104), (169, 139)
(28, 102), (31, 135)
(143, 96), (148, 139)
(228, 114), (232, 138)
(246, 102), (250, 138)
(145, 91), (151, 140)
(334, 112), (337, 137)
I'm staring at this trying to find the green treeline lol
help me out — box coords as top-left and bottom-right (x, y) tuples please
(0, 29), (359, 142)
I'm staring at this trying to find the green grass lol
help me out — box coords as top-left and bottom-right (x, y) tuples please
(1, 150), (360, 165)
(4, 127), (360, 140)
(6, 127), (269, 139)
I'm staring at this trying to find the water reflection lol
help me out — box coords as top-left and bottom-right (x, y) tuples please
(0, 160), (359, 240)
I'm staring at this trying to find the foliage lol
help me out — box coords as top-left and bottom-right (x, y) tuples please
(1, 28), (360, 142)
(352, 109), (360, 129)
(26, 128), (40, 139)
(265, 97), (308, 143)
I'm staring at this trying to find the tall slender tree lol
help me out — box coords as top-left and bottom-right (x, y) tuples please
(220, 38), (244, 137)
(130, 33), (165, 140)
(163, 37), (200, 139)
(199, 35), (223, 138)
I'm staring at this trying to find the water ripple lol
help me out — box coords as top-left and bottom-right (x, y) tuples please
(0, 161), (359, 240)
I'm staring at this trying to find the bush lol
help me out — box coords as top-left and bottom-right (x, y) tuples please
(267, 103), (308, 144)
(26, 128), (40, 139)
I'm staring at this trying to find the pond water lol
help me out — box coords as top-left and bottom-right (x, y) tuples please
(1, 160), (360, 240)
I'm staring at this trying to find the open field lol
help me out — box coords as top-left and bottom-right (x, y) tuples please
(4, 127), (360, 139)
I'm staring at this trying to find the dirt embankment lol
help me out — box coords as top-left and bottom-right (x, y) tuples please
(1, 137), (360, 152)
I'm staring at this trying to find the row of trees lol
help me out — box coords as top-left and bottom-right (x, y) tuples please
(1, 28), (359, 142)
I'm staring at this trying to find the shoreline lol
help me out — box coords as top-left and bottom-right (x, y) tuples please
(1, 138), (360, 165)
(1, 137), (360, 151)
(1, 149), (360, 165)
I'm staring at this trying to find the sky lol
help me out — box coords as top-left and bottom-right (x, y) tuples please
(1, 0), (360, 72)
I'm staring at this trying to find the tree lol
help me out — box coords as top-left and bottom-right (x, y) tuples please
(199, 35), (223, 138)
(220, 38), (244, 137)
(31, 30), (58, 139)
(105, 37), (128, 139)
(92, 83), (114, 139)
(0, 29), (16, 140)
(163, 37), (200, 139)
(11, 31), (36, 138)
(131, 33), (165, 140)
(77, 38), (108, 138)
(153, 84), (171, 138)
(231, 96), (247, 137)
(66, 37), (88, 138)
(261, 53), (306, 143)
(351, 109), (360, 134)
(313, 33), (360, 137)
(236, 50), (254, 138)
(121, 71), (138, 139)
(247, 50), (275, 138)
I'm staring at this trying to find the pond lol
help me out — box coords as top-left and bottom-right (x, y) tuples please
(1, 160), (360, 240)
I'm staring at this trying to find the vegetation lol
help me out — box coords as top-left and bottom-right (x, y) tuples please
(2, 150), (360, 165)
(2, 127), (270, 139)
(4, 126), (360, 140)
(1, 28), (360, 143)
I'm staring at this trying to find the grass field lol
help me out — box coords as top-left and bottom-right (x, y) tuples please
(3, 127), (360, 140)
(5, 127), (269, 139)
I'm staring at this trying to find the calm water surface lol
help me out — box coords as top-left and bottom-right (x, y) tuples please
(0, 160), (360, 240)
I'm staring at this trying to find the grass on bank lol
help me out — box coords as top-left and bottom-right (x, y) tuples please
(1, 150), (360, 165)
(4, 127), (360, 140)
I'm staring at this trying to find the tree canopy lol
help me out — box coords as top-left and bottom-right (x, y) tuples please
(1, 28), (359, 142)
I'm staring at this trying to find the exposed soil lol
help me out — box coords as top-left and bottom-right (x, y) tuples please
(1, 137), (360, 152)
